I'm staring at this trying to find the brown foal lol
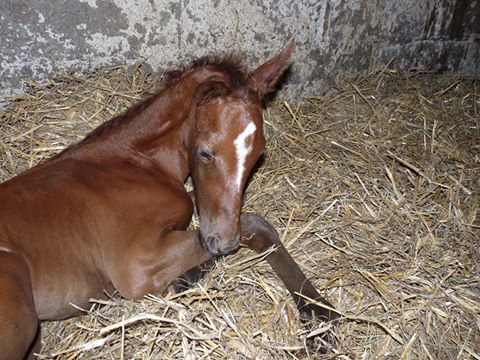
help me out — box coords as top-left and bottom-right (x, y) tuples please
(0, 43), (336, 359)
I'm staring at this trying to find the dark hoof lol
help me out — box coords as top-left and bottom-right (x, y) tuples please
(299, 301), (340, 323)
(298, 299), (340, 354)
(171, 258), (216, 293)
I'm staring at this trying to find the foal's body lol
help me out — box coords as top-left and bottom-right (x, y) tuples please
(1, 158), (195, 319)
(0, 44), (336, 359)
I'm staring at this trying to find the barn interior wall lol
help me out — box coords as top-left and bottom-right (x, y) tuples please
(1, 0), (478, 102)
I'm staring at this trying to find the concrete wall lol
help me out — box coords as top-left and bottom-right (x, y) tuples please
(1, 0), (479, 103)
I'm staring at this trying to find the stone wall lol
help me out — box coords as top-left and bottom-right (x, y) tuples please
(1, 0), (478, 103)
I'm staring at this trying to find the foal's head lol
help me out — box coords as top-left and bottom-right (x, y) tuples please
(190, 43), (294, 255)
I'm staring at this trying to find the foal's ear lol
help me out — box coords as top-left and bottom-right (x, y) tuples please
(248, 41), (295, 99)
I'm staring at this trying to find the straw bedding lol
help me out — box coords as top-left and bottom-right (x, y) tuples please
(0, 65), (478, 359)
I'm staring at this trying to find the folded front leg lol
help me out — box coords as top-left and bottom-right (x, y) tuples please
(110, 230), (213, 299)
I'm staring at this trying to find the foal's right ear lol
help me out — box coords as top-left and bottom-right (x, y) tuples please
(248, 41), (295, 99)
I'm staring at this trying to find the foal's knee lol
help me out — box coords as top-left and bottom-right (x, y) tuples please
(240, 213), (280, 253)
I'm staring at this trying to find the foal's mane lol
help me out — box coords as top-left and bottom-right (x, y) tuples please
(56, 53), (248, 158)
(165, 53), (248, 89)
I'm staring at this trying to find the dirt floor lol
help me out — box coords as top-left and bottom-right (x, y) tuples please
(1, 66), (479, 359)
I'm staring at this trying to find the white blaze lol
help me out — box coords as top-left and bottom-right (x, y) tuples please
(233, 122), (257, 189)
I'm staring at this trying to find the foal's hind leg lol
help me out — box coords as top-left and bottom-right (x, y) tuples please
(0, 251), (39, 360)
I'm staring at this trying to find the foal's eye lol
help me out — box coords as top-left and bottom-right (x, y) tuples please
(198, 148), (214, 162)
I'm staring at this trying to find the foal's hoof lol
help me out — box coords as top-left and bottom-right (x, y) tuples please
(299, 301), (340, 323)
(171, 259), (217, 293)
(298, 300), (340, 354)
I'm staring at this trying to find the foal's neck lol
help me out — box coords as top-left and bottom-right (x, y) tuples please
(130, 67), (229, 182)
(63, 67), (227, 183)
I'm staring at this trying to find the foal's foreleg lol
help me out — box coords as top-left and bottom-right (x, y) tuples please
(113, 231), (213, 299)
(240, 213), (339, 322)
(172, 213), (338, 322)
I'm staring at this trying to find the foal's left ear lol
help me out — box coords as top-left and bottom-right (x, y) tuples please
(248, 41), (295, 99)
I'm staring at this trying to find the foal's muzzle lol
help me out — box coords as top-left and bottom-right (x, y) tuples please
(198, 231), (240, 256)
